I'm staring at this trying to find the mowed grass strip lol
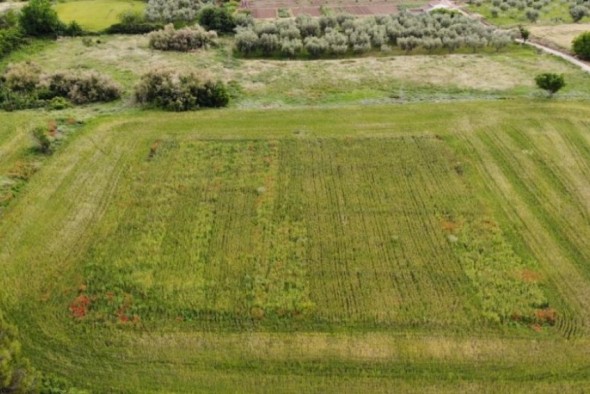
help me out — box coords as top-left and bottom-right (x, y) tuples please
(1, 102), (590, 391)
(54, 0), (145, 31)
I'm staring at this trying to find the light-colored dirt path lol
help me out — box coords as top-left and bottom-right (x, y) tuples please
(518, 39), (590, 74)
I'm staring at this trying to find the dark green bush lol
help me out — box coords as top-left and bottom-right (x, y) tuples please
(105, 22), (164, 34)
(197, 6), (236, 34)
(572, 31), (590, 60)
(535, 73), (565, 96)
(19, 0), (66, 37)
(0, 27), (26, 59)
(135, 69), (229, 111)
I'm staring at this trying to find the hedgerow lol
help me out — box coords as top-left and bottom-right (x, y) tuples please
(0, 62), (121, 110)
(135, 68), (229, 111)
(148, 24), (217, 51)
(146, 0), (211, 23)
(234, 13), (514, 58)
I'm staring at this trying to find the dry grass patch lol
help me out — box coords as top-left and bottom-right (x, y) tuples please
(530, 24), (590, 50)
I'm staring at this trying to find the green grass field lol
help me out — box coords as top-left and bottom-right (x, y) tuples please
(1, 101), (590, 391)
(54, 0), (145, 31)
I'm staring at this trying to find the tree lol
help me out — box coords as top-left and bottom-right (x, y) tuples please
(572, 31), (590, 60)
(525, 8), (539, 22)
(19, 0), (66, 37)
(197, 6), (236, 34)
(0, 311), (37, 393)
(518, 25), (530, 43)
(569, 5), (587, 23)
(535, 73), (565, 96)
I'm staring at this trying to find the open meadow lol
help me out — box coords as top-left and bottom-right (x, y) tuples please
(1, 101), (590, 391)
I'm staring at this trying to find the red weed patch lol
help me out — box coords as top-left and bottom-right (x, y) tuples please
(69, 295), (91, 318)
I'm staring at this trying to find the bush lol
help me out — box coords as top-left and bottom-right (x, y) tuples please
(0, 28), (26, 59)
(148, 24), (217, 51)
(19, 0), (66, 37)
(535, 73), (565, 96)
(41, 72), (122, 104)
(105, 22), (164, 34)
(197, 6), (236, 34)
(135, 69), (229, 111)
(2, 62), (41, 92)
(572, 31), (590, 59)
(146, 0), (203, 23)
(569, 5), (587, 22)
(525, 8), (540, 22)
(32, 126), (53, 154)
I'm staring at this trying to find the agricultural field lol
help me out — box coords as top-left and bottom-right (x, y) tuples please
(530, 23), (590, 50)
(242, 0), (413, 19)
(3, 0), (590, 391)
(54, 0), (145, 31)
(1, 102), (590, 391)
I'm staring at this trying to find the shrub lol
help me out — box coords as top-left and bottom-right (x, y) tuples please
(19, 0), (66, 37)
(235, 28), (259, 55)
(0, 9), (18, 29)
(525, 8), (540, 22)
(32, 126), (53, 154)
(2, 62), (41, 92)
(572, 31), (590, 59)
(41, 72), (122, 104)
(197, 6), (236, 34)
(148, 24), (217, 51)
(304, 36), (327, 57)
(135, 69), (229, 111)
(569, 5), (587, 22)
(535, 73), (565, 96)
(0, 28), (26, 59)
(106, 22), (165, 34)
(146, 0), (203, 23)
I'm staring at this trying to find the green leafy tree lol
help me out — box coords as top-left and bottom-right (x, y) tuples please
(19, 0), (66, 37)
(572, 31), (590, 60)
(535, 73), (565, 96)
(518, 25), (530, 43)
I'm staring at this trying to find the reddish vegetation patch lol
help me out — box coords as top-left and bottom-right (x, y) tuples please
(531, 323), (542, 332)
(69, 295), (91, 318)
(535, 308), (557, 326)
(441, 219), (459, 232)
(250, 8), (277, 18)
(521, 269), (542, 283)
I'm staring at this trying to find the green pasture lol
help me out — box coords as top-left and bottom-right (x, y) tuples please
(1, 101), (590, 391)
(54, 0), (145, 31)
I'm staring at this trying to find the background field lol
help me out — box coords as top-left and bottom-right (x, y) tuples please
(1, 101), (590, 391)
(529, 23), (590, 50)
(54, 0), (146, 31)
(3, 35), (590, 110)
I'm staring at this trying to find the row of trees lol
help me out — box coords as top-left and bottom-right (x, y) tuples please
(235, 12), (514, 58)
(472, 0), (589, 22)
